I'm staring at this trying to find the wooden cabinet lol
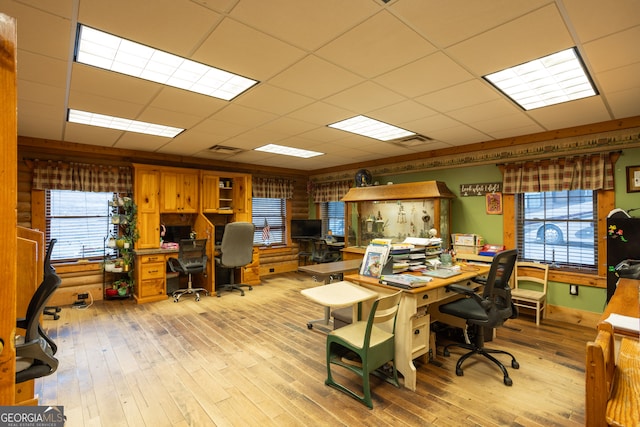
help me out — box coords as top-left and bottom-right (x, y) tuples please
(161, 169), (199, 213)
(200, 172), (252, 220)
(134, 253), (168, 303)
(341, 181), (454, 259)
(238, 248), (260, 285)
(133, 165), (160, 249)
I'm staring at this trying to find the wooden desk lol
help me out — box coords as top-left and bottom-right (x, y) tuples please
(598, 278), (640, 337)
(298, 259), (363, 331)
(345, 265), (491, 391)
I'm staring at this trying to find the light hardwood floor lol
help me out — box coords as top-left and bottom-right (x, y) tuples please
(37, 272), (594, 426)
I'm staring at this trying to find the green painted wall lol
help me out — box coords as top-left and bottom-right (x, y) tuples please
(364, 146), (640, 314)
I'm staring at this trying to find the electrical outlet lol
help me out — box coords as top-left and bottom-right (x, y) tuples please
(569, 284), (579, 296)
(78, 293), (89, 300)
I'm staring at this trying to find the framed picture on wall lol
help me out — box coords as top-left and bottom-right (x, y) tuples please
(486, 192), (503, 215)
(626, 165), (640, 193)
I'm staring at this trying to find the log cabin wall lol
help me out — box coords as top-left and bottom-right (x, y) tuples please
(18, 137), (310, 304)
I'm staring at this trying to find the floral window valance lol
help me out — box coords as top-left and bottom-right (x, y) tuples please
(252, 177), (294, 199)
(313, 180), (352, 203)
(32, 160), (133, 193)
(502, 152), (615, 194)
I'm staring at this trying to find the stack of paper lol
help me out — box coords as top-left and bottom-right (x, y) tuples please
(603, 313), (640, 334)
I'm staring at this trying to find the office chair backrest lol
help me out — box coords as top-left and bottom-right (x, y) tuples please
(24, 272), (62, 342)
(178, 238), (207, 267)
(482, 249), (518, 326)
(43, 238), (57, 276)
(220, 222), (255, 268)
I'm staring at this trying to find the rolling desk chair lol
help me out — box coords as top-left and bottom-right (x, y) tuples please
(167, 239), (208, 302)
(42, 239), (62, 320)
(16, 268), (62, 383)
(311, 238), (341, 263)
(439, 249), (520, 386)
(215, 222), (255, 297)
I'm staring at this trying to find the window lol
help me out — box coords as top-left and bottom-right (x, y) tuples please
(47, 190), (116, 261)
(320, 201), (345, 236)
(516, 190), (597, 271)
(252, 197), (286, 245)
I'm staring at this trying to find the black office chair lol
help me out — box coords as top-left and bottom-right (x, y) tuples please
(438, 249), (520, 386)
(43, 239), (61, 320)
(16, 265), (62, 383)
(215, 222), (255, 297)
(167, 239), (208, 302)
(311, 238), (341, 264)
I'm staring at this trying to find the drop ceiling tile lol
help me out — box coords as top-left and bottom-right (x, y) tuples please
(149, 87), (228, 118)
(427, 125), (493, 146)
(527, 97), (611, 130)
(447, 99), (524, 124)
(415, 80), (500, 113)
(5, 1), (71, 60)
(323, 81), (405, 114)
(606, 87), (640, 119)
(562, 0), (640, 42)
(17, 107), (65, 141)
(156, 130), (217, 156)
(78, 0), (221, 57)
(67, 92), (145, 121)
(447, 4), (574, 76)
(317, 10), (437, 78)
(235, 84), (315, 116)
(287, 102), (355, 126)
(70, 65), (160, 106)
(113, 132), (173, 151)
(18, 80), (66, 108)
(63, 122), (123, 147)
(268, 55), (363, 99)
(582, 26), (640, 73)
(193, 18), (306, 81)
(190, 118), (249, 139)
(597, 63), (640, 94)
(259, 117), (318, 135)
(369, 100), (438, 126)
(469, 112), (543, 136)
(17, 52), (67, 88)
(136, 107), (202, 129)
(390, 0), (549, 48)
(228, 0), (380, 51)
(374, 52), (474, 97)
(209, 104), (278, 127)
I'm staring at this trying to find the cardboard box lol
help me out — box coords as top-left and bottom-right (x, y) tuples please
(453, 244), (483, 254)
(451, 234), (484, 246)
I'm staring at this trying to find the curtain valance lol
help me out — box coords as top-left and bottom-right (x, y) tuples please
(252, 177), (294, 199)
(32, 160), (133, 193)
(502, 152), (615, 194)
(312, 180), (352, 203)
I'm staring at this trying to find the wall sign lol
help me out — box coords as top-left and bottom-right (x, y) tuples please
(460, 182), (502, 196)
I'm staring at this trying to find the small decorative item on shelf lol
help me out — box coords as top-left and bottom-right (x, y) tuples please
(104, 195), (139, 300)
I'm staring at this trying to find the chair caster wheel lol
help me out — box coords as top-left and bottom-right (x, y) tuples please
(512, 360), (519, 369)
(307, 323), (313, 330)
(455, 368), (463, 376)
(443, 348), (450, 357)
(248, 286), (253, 291)
(195, 297), (200, 302)
(504, 377), (513, 386)
(173, 298), (179, 303)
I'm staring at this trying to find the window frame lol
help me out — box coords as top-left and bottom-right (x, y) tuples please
(503, 189), (612, 286)
(515, 190), (597, 273)
(320, 201), (345, 237)
(45, 189), (117, 262)
(252, 197), (287, 246)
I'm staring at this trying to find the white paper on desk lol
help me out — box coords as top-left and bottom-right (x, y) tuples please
(603, 313), (640, 334)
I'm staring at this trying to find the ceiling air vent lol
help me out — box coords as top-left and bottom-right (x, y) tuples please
(390, 134), (433, 148)
(207, 145), (243, 155)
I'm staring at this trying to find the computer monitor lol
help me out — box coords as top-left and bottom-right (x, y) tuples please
(214, 225), (226, 245)
(164, 225), (191, 243)
(291, 219), (322, 239)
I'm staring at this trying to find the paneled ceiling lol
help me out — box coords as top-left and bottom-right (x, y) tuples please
(3, 0), (640, 171)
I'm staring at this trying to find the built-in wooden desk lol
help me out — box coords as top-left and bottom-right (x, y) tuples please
(598, 278), (640, 337)
(345, 265), (490, 391)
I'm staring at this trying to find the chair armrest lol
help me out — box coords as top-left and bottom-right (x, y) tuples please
(446, 284), (484, 305)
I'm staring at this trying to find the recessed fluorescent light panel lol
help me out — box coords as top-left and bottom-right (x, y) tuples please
(68, 109), (184, 138)
(75, 25), (258, 101)
(328, 115), (415, 141)
(254, 144), (323, 158)
(483, 47), (597, 110)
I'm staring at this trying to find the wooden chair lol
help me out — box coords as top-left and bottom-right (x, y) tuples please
(325, 291), (402, 408)
(585, 322), (640, 426)
(511, 261), (549, 326)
